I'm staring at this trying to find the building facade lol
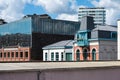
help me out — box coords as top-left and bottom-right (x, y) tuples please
(0, 14), (80, 61)
(43, 40), (73, 61)
(78, 7), (106, 25)
(74, 16), (117, 61)
(0, 46), (30, 61)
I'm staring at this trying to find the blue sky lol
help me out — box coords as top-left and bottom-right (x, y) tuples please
(23, 0), (94, 19)
(0, 0), (120, 25)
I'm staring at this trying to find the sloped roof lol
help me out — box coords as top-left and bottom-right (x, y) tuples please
(42, 40), (74, 49)
(92, 25), (117, 31)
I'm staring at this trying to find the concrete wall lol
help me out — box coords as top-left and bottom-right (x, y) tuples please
(99, 40), (117, 60)
(1, 67), (120, 80)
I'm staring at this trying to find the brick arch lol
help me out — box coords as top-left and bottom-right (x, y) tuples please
(90, 47), (99, 60)
(73, 46), (82, 61)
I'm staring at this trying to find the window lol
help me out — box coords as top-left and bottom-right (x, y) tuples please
(0, 52), (2, 58)
(16, 52), (18, 57)
(92, 49), (96, 60)
(56, 52), (59, 61)
(8, 52), (10, 58)
(45, 53), (48, 61)
(51, 52), (54, 61)
(11, 52), (14, 58)
(76, 50), (80, 61)
(61, 52), (64, 61)
(20, 52), (23, 58)
(111, 32), (117, 39)
(25, 52), (28, 58)
(4, 52), (6, 57)
(83, 49), (88, 60)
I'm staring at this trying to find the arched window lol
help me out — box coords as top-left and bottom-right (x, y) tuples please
(76, 49), (80, 61)
(83, 49), (88, 60)
(92, 49), (96, 60)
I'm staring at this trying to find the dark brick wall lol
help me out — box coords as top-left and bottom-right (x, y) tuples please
(31, 33), (74, 60)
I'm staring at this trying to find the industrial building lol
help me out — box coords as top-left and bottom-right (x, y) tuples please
(78, 7), (106, 25)
(74, 16), (117, 61)
(0, 14), (80, 61)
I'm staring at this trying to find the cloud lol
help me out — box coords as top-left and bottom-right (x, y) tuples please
(56, 13), (78, 21)
(33, 0), (77, 14)
(0, 0), (32, 22)
(33, 0), (79, 22)
(91, 0), (120, 25)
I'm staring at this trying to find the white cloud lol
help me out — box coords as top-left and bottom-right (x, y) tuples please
(0, 0), (32, 22)
(91, 0), (120, 25)
(56, 13), (78, 21)
(33, 0), (77, 14)
(33, 0), (79, 22)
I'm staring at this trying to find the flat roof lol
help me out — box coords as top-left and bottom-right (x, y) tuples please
(0, 61), (120, 72)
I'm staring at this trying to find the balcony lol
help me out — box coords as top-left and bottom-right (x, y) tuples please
(76, 38), (89, 46)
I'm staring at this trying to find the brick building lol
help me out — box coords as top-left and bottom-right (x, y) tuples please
(74, 16), (117, 61)
(0, 46), (30, 61)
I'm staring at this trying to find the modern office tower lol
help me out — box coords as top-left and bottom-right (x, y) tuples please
(0, 14), (80, 61)
(78, 7), (106, 25)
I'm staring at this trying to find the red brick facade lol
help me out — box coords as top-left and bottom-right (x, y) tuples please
(74, 45), (99, 61)
(0, 46), (31, 62)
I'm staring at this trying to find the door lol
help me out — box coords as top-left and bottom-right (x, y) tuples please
(66, 53), (72, 61)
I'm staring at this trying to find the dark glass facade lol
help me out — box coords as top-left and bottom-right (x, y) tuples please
(0, 15), (80, 60)
(0, 18), (32, 48)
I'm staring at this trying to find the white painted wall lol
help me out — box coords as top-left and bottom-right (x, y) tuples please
(43, 48), (73, 61)
(118, 20), (120, 60)
(43, 49), (65, 61)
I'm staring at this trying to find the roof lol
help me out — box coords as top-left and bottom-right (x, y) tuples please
(93, 25), (117, 31)
(42, 40), (74, 49)
(0, 61), (120, 72)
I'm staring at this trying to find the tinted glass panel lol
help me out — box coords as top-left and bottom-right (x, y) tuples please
(0, 18), (32, 48)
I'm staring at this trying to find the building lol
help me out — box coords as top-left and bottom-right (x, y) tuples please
(0, 46), (30, 61)
(118, 20), (120, 60)
(78, 7), (106, 25)
(0, 14), (80, 61)
(1, 61), (120, 80)
(43, 40), (74, 61)
(74, 16), (117, 61)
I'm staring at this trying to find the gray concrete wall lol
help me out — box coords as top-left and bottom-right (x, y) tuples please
(0, 71), (37, 80)
(99, 40), (117, 60)
(0, 67), (120, 80)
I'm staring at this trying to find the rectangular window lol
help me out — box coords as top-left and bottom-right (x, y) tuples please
(8, 52), (10, 58)
(4, 52), (6, 58)
(56, 52), (59, 61)
(112, 32), (117, 39)
(20, 52), (23, 58)
(11, 52), (14, 58)
(0, 52), (2, 58)
(61, 52), (64, 61)
(25, 52), (28, 58)
(16, 52), (18, 57)
(45, 53), (47, 61)
(51, 52), (54, 61)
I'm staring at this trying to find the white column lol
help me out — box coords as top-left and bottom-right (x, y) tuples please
(118, 20), (120, 60)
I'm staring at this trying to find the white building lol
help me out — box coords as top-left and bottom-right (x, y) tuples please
(78, 7), (106, 25)
(42, 40), (74, 61)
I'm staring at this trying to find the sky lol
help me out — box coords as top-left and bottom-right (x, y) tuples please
(0, 0), (120, 25)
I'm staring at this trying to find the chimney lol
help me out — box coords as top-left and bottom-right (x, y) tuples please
(80, 16), (94, 31)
